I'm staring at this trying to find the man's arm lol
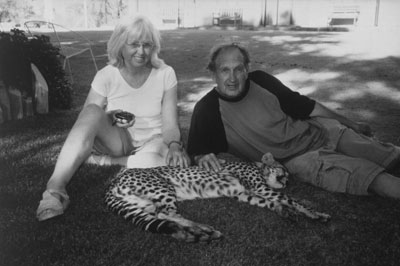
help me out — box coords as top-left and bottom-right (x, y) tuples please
(250, 71), (373, 136)
(249, 70), (316, 119)
(310, 102), (373, 136)
(187, 89), (228, 171)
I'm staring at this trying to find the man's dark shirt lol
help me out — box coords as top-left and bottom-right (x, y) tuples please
(187, 70), (327, 162)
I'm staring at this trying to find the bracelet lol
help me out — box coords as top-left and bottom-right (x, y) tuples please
(168, 140), (183, 149)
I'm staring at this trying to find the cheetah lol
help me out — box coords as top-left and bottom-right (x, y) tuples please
(105, 153), (330, 243)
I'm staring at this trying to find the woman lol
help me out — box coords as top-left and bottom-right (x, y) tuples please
(36, 15), (190, 221)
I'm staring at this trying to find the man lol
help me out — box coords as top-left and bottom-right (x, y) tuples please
(187, 43), (400, 199)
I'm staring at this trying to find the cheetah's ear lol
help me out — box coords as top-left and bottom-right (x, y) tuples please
(261, 152), (275, 165)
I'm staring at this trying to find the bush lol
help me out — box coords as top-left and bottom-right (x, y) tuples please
(0, 29), (72, 110)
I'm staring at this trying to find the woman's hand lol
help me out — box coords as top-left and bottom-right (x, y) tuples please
(109, 109), (135, 128)
(166, 142), (190, 168)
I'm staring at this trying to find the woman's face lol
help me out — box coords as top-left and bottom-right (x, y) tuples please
(122, 32), (154, 68)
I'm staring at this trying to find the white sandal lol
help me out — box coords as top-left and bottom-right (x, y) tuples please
(36, 190), (70, 221)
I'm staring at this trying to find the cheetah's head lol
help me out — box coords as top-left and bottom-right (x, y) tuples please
(255, 152), (289, 189)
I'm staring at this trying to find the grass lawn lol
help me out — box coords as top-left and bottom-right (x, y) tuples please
(1, 27), (400, 266)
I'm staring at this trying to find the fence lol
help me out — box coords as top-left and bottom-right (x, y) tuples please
(1, 0), (399, 31)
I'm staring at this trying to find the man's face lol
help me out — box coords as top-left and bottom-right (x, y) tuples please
(213, 48), (248, 99)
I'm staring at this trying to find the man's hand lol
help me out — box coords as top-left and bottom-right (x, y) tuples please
(194, 153), (225, 172)
(355, 122), (373, 137)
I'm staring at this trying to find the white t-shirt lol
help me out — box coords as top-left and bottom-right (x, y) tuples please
(91, 64), (177, 143)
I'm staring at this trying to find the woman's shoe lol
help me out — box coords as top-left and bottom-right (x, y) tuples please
(36, 190), (70, 221)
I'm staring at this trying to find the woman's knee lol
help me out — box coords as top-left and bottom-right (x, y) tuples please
(81, 104), (105, 119)
(70, 105), (109, 139)
(77, 104), (109, 126)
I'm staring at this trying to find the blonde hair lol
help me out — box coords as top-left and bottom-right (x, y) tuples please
(107, 15), (164, 68)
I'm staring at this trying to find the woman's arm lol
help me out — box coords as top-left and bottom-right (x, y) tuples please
(310, 102), (373, 136)
(161, 85), (190, 167)
(161, 85), (181, 143)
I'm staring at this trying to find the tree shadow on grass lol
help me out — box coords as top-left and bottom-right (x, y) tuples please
(161, 29), (400, 144)
(1, 28), (400, 266)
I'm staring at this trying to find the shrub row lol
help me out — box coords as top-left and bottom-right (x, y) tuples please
(0, 29), (72, 110)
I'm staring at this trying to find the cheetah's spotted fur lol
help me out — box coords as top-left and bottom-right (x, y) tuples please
(105, 153), (330, 242)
